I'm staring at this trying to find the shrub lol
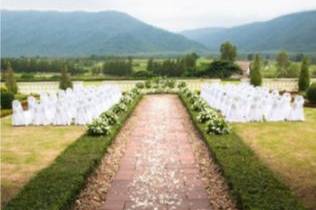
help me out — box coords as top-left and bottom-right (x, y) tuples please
(161, 80), (168, 88)
(306, 82), (316, 103)
(152, 77), (161, 84)
(189, 94), (199, 104)
(185, 90), (193, 98)
(250, 54), (262, 86)
(135, 82), (145, 89)
(87, 118), (111, 136)
(112, 103), (128, 114)
(196, 109), (217, 123)
(177, 81), (187, 89)
(1, 87), (14, 109)
(191, 100), (206, 112)
(298, 57), (310, 91)
(182, 90), (230, 135)
(4, 62), (18, 94)
(166, 80), (176, 88)
(145, 80), (152, 89)
(206, 116), (230, 135)
(120, 95), (133, 105)
(130, 88), (140, 96)
(100, 111), (118, 125)
(59, 66), (73, 90)
(206, 60), (242, 79)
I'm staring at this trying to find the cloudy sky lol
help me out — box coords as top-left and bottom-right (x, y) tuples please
(2, 0), (316, 31)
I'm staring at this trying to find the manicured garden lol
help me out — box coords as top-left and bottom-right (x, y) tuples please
(2, 79), (316, 210)
(179, 87), (307, 210)
(3, 89), (142, 210)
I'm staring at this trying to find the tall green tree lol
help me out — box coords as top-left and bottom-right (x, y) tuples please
(4, 62), (18, 94)
(182, 53), (199, 69)
(205, 60), (241, 79)
(220, 42), (237, 62)
(59, 65), (73, 90)
(276, 51), (289, 77)
(298, 56), (310, 91)
(147, 58), (154, 72)
(250, 54), (262, 86)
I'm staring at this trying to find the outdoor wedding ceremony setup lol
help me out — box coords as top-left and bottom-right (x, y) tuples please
(11, 85), (122, 126)
(201, 83), (305, 122)
(2, 0), (316, 208)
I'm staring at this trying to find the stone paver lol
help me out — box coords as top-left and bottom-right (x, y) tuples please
(102, 95), (212, 210)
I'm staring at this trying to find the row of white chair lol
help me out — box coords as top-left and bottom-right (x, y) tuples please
(201, 83), (304, 122)
(12, 85), (122, 126)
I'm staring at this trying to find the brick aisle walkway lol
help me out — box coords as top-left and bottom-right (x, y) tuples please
(102, 95), (211, 210)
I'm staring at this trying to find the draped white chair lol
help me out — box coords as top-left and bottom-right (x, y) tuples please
(13, 85), (122, 126)
(200, 83), (305, 122)
(12, 100), (26, 126)
(288, 96), (304, 121)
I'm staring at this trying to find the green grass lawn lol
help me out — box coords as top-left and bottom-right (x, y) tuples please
(233, 108), (316, 210)
(180, 92), (306, 210)
(3, 92), (142, 210)
(0, 116), (85, 207)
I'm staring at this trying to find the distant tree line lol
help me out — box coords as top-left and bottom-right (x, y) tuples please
(103, 58), (133, 76)
(147, 53), (199, 77)
(0, 58), (87, 74)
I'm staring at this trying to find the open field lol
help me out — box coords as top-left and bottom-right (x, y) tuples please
(233, 108), (316, 209)
(0, 116), (85, 206)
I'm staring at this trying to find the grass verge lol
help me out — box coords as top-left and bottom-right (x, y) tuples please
(4, 94), (142, 210)
(179, 92), (306, 210)
(233, 108), (316, 209)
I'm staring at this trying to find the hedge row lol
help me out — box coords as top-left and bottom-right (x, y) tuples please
(179, 93), (306, 210)
(4, 93), (143, 210)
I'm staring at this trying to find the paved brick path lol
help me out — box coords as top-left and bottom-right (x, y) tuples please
(102, 95), (211, 210)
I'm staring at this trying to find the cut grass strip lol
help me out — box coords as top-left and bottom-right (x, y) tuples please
(4, 94), (142, 210)
(179, 93), (306, 210)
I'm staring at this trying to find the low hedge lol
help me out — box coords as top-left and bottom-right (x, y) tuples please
(4, 93), (142, 210)
(1, 88), (14, 109)
(1, 109), (13, 118)
(306, 82), (316, 103)
(179, 93), (306, 210)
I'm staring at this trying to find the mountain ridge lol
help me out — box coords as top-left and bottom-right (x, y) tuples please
(1, 10), (208, 57)
(180, 10), (316, 53)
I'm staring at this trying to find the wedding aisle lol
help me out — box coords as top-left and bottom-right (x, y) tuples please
(74, 95), (235, 210)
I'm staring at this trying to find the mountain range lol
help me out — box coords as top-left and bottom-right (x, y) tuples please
(1, 10), (207, 57)
(1, 10), (316, 57)
(181, 10), (316, 53)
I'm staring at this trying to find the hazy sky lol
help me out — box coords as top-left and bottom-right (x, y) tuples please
(2, 0), (316, 31)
